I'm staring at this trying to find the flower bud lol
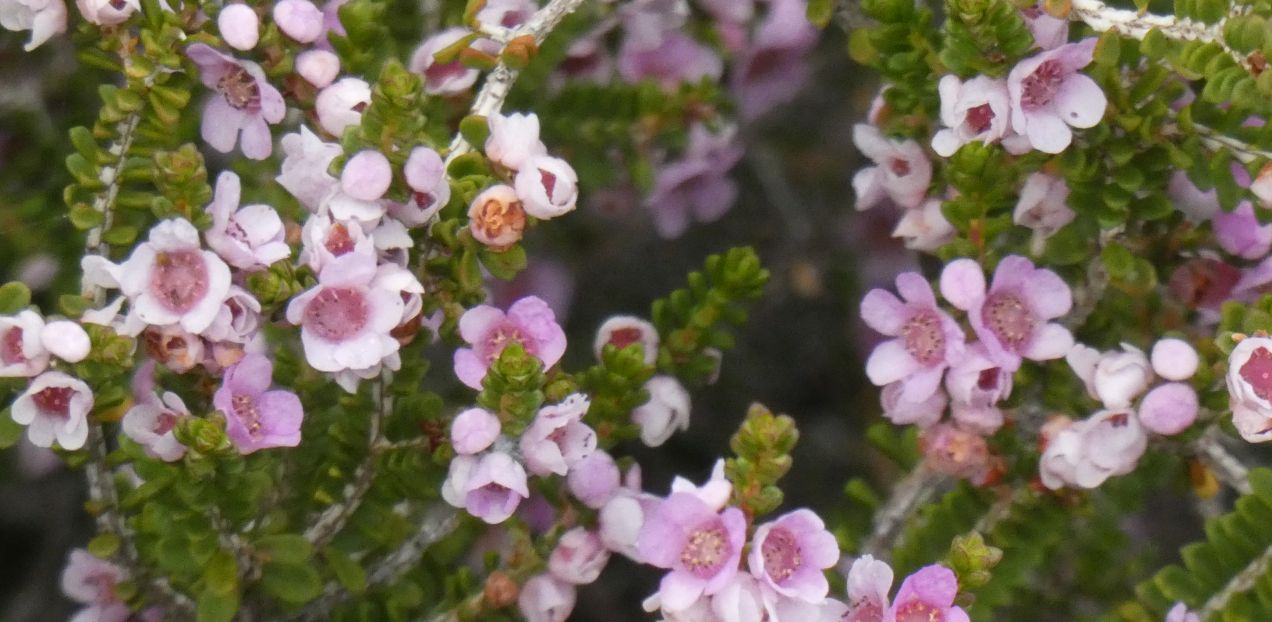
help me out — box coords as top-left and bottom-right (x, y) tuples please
(516, 155), (578, 220)
(296, 50), (340, 88)
(548, 528), (610, 585)
(40, 320), (91, 363)
(566, 449), (620, 509)
(341, 150), (392, 202)
(315, 78), (371, 137)
(631, 375), (689, 447)
(1138, 382), (1199, 436)
(450, 407), (500, 455)
(218, 4), (259, 50)
(1092, 344), (1152, 409)
(1151, 338), (1199, 381)
(593, 315), (658, 366)
(273, 0), (323, 43)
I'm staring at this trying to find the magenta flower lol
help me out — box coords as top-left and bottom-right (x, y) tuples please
(11, 370), (92, 450)
(932, 75), (1011, 157)
(187, 44), (285, 160)
(636, 492), (748, 610)
(453, 295), (567, 390)
(888, 565), (970, 622)
(730, 0), (817, 120)
(852, 124), (933, 210)
(519, 574), (577, 622)
(1212, 201), (1272, 259)
(1007, 38), (1106, 154)
(747, 508), (839, 602)
(451, 451), (530, 524)
(861, 272), (966, 402)
(844, 554), (893, 622)
(450, 407), (501, 455)
(1226, 336), (1272, 442)
(1013, 172), (1074, 238)
(485, 112), (547, 171)
(618, 31), (722, 91)
(940, 255), (1073, 372)
(520, 393), (596, 476)
(205, 172), (292, 271)
(0, 310), (50, 377)
(214, 354), (303, 453)
(549, 527), (611, 585)
(647, 124), (743, 238)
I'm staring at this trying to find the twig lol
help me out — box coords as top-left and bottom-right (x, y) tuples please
(1068, 0), (1251, 71)
(1193, 426), (1253, 496)
(1191, 123), (1272, 165)
(859, 467), (948, 560)
(1199, 542), (1272, 619)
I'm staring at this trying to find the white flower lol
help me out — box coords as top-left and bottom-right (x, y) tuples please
(12, 371), (93, 450)
(631, 375), (690, 447)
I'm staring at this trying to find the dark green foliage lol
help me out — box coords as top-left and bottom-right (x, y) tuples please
(940, 0), (1037, 78)
(892, 482), (993, 577)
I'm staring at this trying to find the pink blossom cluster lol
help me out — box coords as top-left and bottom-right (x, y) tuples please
(860, 256), (1073, 482)
(1040, 338), (1200, 489)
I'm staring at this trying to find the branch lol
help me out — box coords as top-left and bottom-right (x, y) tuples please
(1199, 542), (1272, 619)
(1068, 0), (1251, 71)
(1192, 426), (1253, 496)
(1192, 123), (1272, 165)
(859, 467), (948, 560)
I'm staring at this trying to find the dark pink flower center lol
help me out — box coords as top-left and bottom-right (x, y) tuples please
(150, 250), (210, 313)
(983, 291), (1036, 350)
(1240, 347), (1272, 401)
(108, 0), (127, 9)
(324, 223), (355, 256)
(889, 158), (912, 176)
(966, 103), (994, 133)
(844, 601), (886, 622)
(412, 191), (436, 210)
(218, 65), (262, 111)
(481, 324), (530, 362)
(894, 601), (944, 622)
(902, 309), (945, 366)
(761, 525), (802, 583)
(607, 327), (644, 350)
(2, 327), (25, 365)
(426, 60), (469, 87)
(155, 411), (178, 435)
(1020, 59), (1064, 109)
(977, 368), (1001, 391)
(33, 386), (74, 419)
(680, 519), (730, 578)
(540, 169), (558, 198)
(231, 394), (262, 438)
(303, 287), (370, 341)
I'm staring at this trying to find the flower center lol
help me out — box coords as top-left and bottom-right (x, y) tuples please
(218, 65), (262, 111)
(33, 386), (74, 419)
(425, 59), (470, 87)
(680, 520), (729, 578)
(108, 0), (127, 9)
(901, 309), (945, 366)
(155, 411), (178, 435)
(1020, 59), (1064, 109)
(149, 249), (210, 313)
(1240, 347), (1272, 401)
(482, 324), (529, 363)
(475, 198), (526, 242)
(983, 291), (1036, 350)
(607, 327), (644, 350)
(760, 526), (803, 583)
(231, 394), (262, 438)
(324, 223), (355, 256)
(894, 601), (944, 622)
(889, 158), (912, 177)
(1, 327), (26, 365)
(540, 169), (558, 198)
(966, 103), (994, 134)
(412, 191), (436, 210)
(303, 287), (370, 342)
(977, 368), (1001, 391)
(844, 601), (886, 622)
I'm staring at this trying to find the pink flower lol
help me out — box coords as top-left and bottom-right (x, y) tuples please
(476, 0), (534, 28)
(409, 28), (482, 95)
(516, 155), (579, 220)
(618, 31), (722, 91)
(76, 0), (136, 26)
(446, 451), (530, 524)
(637, 492), (748, 610)
(299, 215), (374, 273)
(1039, 409), (1147, 489)
(1007, 38), (1106, 154)
(748, 508), (839, 602)
(0, 310), (50, 377)
(453, 296), (567, 390)
(598, 464), (657, 561)
(202, 286), (263, 345)
(880, 382), (947, 428)
(1151, 338), (1199, 381)
(1212, 201), (1272, 259)
(1022, 3), (1068, 50)
(594, 315), (659, 366)
(218, 4), (259, 50)
(341, 149), (393, 202)
(888, 565), (970, 622)
(468, 184), (527, 250)
(519, 574), (576, 622)
(393, 145), (451, 226)
(945, 344), (1011, 434)
(852, 124), (933, 210)
(1138, 382), (1199, 436)
(549, 527), (610, 585)
(214, 354), (304, 453)
(632, 375), (691, 446)
(315, 77), (370, 137)
(107, 219), (231, 334)
(62, 549), (128, 621)
(1226, 336), (1272, 442)
(1165, 603), (1201, 622)
(122, 361), (188, 461)
(920, 423), (993, 484)
(861, 272), (966, 402)
(450, 407), (501, 455)
(940, 255), (1073, 372)
(730, 0), (817, 120)
(932, 75), (1012, 157)
(485, 112), (547, 171)
(648, 124), (743, 238)
(1168, 170), (1221, 222)
(0, 0), (66, 51)
(187, 44), (285, 160)
(1013, 172), (1074, 238)
(567, 449), (620, 509)
(40, 320), (91, 363)
(893, 199), (956, 252)
(296, 49), (340, 88)
(843, 554), (893, 622)
(277, 126), (343, 211)
(11, 371), (92, 450)
(140, 324), (205, 372)
(520, 393), (596, 476)
(205, 172), (292, 271)
(1067, 342), (1152, 409)
(285, 252), (422, 376)
(273, 0), (323, 42)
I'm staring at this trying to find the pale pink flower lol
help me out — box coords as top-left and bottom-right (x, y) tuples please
(648, 124), (743, 238)
(940, 255), (1073, 371)
(1067, 343), (1152, 409)
(516, 155), (578, 220)
(549, 527), (610, 585)
(880, 382), (947, 428)
(861, 272), (966, 402)
(1166, 602), (1201, 622)
(1013, 172), (1074, 238)
(0, 310), (50, 377)
(1138, 382), (1199, 436)
(594, 315), (659, 366)
(277, 126), (343, 211)
(315, 77), (371, 137)
(141, 324), (205, 373)
(0, 0), (66, 50)
(40, 320), (91, 363)
(921, 423), (993, 484)
(945, 344), (1011, 434)
(468, 184), (527, 250)
(296, 49), (340, 88)
(730, 0), (817, 120)
(11, 370), (92, 450)
(1168, 170), (1221, 222)
(62, 549), (127, 619)
(632, 375), (690, 446)
(618, 31), (722, 91)
(486, 112), (547, 171)
(748, 509), (839, 602)
(1040, 409), (1147, 489)
(476, 0), (534, 27)
(1022, 3), (1068, 50)
(893, 198), (956, 252)
(932, 75), (1012, 157)
(299, 215), (374, 273)
(567, 449), (621, 509)
(409, 28), (482, 95)
(187, 44), (285, 160)
(453, 296), (567, 390)
(75, 0), (135, 26)
(122, 361), (187, 461)
(115, 219), (233, 334)
(218, 4), (259, 50)
(1212, 201), (1272, 259)
(450, 407), (501, 455)
(520, 393), (596, 476)
(1007, 38), (1106, 154)
(637, 492), (748, 610)
(853, 124), (932, 210)
(341, 150), (392, 202)
(519, 574), (577, 622)
(459, 451), (530, 524)
(1151, 338), (1199, 381)
(843, 554), (893, 622)
(394, 145), (451, 226)
(1226, 336), (1272, 442)
(201, 286), (263, 345)
(273, 0), (323, 42)
(214, 354), (304, 453)
(205, 172), (292, 271)
(888, 565), (970, 622)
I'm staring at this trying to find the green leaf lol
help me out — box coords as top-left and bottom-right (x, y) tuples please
(260, 562), (323, 604)
(87, 533), (121, 559)
(69, 204), (104, 230)
(0, 282), (32, 314)
(255, 534), (313, 564)
(459, 115), (491, 147)
(478, 244), (527, 280)
(202, 551), (239, 596)
(325, 547), (367, 595)
(196, 587), (239, 622)
(807, 0), (833, 27)
(103, 226), (139, 246)
(0, 409), (22, 449)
